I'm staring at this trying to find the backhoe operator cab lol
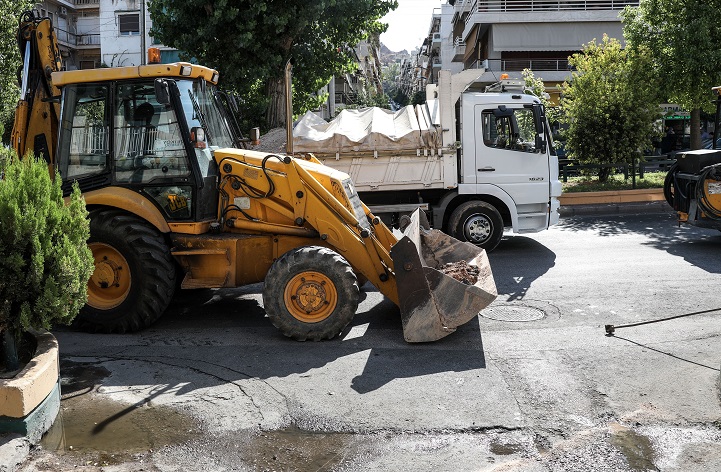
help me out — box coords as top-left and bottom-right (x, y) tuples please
(54, 65), (227, 223)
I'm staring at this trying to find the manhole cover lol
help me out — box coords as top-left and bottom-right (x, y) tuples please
(481, 305), (546, 322)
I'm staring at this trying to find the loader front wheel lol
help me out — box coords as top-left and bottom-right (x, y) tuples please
(76, 210), (176, 333)
(263, 246), (359, 341)
(447, 201), (504, 251)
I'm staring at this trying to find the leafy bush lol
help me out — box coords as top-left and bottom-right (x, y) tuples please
(0, 152), (94, 352)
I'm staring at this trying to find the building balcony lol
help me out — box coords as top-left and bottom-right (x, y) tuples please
(469, 57), (570, 71)
(74, 0), (99, 8)
(453, 37), (466, 61)
(465, 0), (638, 25)
(76, 34), (100, 48)
(54, 27), (100, 50)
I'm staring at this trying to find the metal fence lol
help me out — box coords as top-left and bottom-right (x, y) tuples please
(55, 27), (100, 47)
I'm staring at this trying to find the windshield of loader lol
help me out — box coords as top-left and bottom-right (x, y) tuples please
(177, 79), (234, 177)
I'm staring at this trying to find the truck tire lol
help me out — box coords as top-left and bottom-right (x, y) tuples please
(263, 246), (359, 341)
(447, 201), (504, 251)
(76, 210), (176, 333)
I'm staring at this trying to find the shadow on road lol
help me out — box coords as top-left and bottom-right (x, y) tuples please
(558, 213), (721, 274)
(489, 235), (557, 301)
(57, 284), (488, 399)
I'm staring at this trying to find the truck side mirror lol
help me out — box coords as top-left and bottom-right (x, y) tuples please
(154, 79), (170, 105)
(493, 105), (514, 118)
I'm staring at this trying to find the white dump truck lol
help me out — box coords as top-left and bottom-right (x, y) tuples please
(292, 69), (562, 250)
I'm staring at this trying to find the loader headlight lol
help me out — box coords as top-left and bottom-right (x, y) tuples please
(180, 65), (193, 76)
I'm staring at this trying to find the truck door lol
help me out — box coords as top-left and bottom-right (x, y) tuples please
(474, 104), (551, 227)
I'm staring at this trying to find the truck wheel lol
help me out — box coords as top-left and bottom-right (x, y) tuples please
(76, 210), (176, 333)
(263, 246), (359, 341)
(447, 201), (504, 251)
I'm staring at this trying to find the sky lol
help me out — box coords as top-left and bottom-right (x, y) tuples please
(380, 0), (443, 53)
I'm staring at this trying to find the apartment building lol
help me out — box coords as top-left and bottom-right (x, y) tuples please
(404, 0), (639, 102)
(33, 0), (178, 70)
(317, 36), (384, 119)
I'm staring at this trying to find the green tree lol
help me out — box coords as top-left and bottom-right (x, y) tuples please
(149, 0), (397, 130)
(0, 151), (93, 369)
(0, 0), (33, 143)
(522, 68), (559, 126)
(559, 36), (661, 182)
(622, 0), (721, 150)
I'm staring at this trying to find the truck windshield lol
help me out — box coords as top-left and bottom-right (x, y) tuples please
(177, 79), (234, 177)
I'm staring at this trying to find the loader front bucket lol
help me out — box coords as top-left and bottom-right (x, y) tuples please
(391, 209), (497, 342)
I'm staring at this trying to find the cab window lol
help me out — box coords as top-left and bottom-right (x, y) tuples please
(113, 82), (190, 184)
(57, 83), (109, 180)
(482, 107), (539, 153)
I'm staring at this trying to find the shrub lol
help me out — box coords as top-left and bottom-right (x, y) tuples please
(0, 152), (94, 366)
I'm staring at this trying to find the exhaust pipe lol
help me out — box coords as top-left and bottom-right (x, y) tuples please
(391, 210), (497, 342)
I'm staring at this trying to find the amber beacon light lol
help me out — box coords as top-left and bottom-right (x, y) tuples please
(147, 47), (161, 64)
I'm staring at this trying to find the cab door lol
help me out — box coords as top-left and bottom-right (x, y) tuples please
(474, 103), (551, 225)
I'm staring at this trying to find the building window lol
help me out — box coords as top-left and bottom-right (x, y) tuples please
(118, 14), (140, 36)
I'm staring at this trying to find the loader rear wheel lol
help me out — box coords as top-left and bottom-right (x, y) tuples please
(447, 201), (503, 251)
(263, 246), (359, 341)
(76, 210), (176, 333)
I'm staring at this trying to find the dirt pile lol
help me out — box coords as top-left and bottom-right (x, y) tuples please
(439, 261), (479, 285)
(251, 128), (287, 153)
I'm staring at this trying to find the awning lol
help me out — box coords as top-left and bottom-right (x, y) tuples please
(492, 22), (625, 51)
(463, 25), (479, 62)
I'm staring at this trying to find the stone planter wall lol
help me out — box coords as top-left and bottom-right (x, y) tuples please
(0, 330), (60, 443)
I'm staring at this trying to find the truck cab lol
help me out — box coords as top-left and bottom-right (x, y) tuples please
(456, 82), (561, 240)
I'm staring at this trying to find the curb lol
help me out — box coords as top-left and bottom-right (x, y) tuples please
(558, 189), (671, 217)
(560, 200), (672, 217)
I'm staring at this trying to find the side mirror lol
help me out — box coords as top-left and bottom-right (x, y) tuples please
(535, 133), (547, 154)
(492, 105), (514, 118)
(154, 79), (170, 105)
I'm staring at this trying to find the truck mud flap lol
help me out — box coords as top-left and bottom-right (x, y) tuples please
(391, 209), (497, 342)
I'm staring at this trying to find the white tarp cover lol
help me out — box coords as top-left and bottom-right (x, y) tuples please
(293, 106), (438, 153)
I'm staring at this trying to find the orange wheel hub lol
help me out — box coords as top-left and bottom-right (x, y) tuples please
(87, 243), (131, 310)
(284, 271), (337, 323)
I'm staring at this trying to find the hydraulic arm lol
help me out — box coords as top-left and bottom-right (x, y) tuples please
(11, 11), (62, 165)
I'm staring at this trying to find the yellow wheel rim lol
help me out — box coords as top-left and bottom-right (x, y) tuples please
(284, 271), (338, 323)
(87, 243), (131, 310)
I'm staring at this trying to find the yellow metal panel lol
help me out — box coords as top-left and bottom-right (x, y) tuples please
(168, 221), (212, 235)
(83, 187), (170, 233)
(52, 62), (218, 86)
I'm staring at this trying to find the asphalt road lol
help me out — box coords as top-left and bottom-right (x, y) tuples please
(16, 209), (721, 471)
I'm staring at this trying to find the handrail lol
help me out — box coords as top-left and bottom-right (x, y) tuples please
(469, 58), (570, 71)
(468, 0), (638, 18)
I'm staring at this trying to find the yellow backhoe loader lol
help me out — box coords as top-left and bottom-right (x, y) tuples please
(10, 11), (496, 342)
(664, 86), (721, 232)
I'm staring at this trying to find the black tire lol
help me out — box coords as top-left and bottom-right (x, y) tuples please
(447, 201), (504, 251)
(76, 210), (176, 333)
(663, 163), (678, 207)
(262, 246), (359, 341)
